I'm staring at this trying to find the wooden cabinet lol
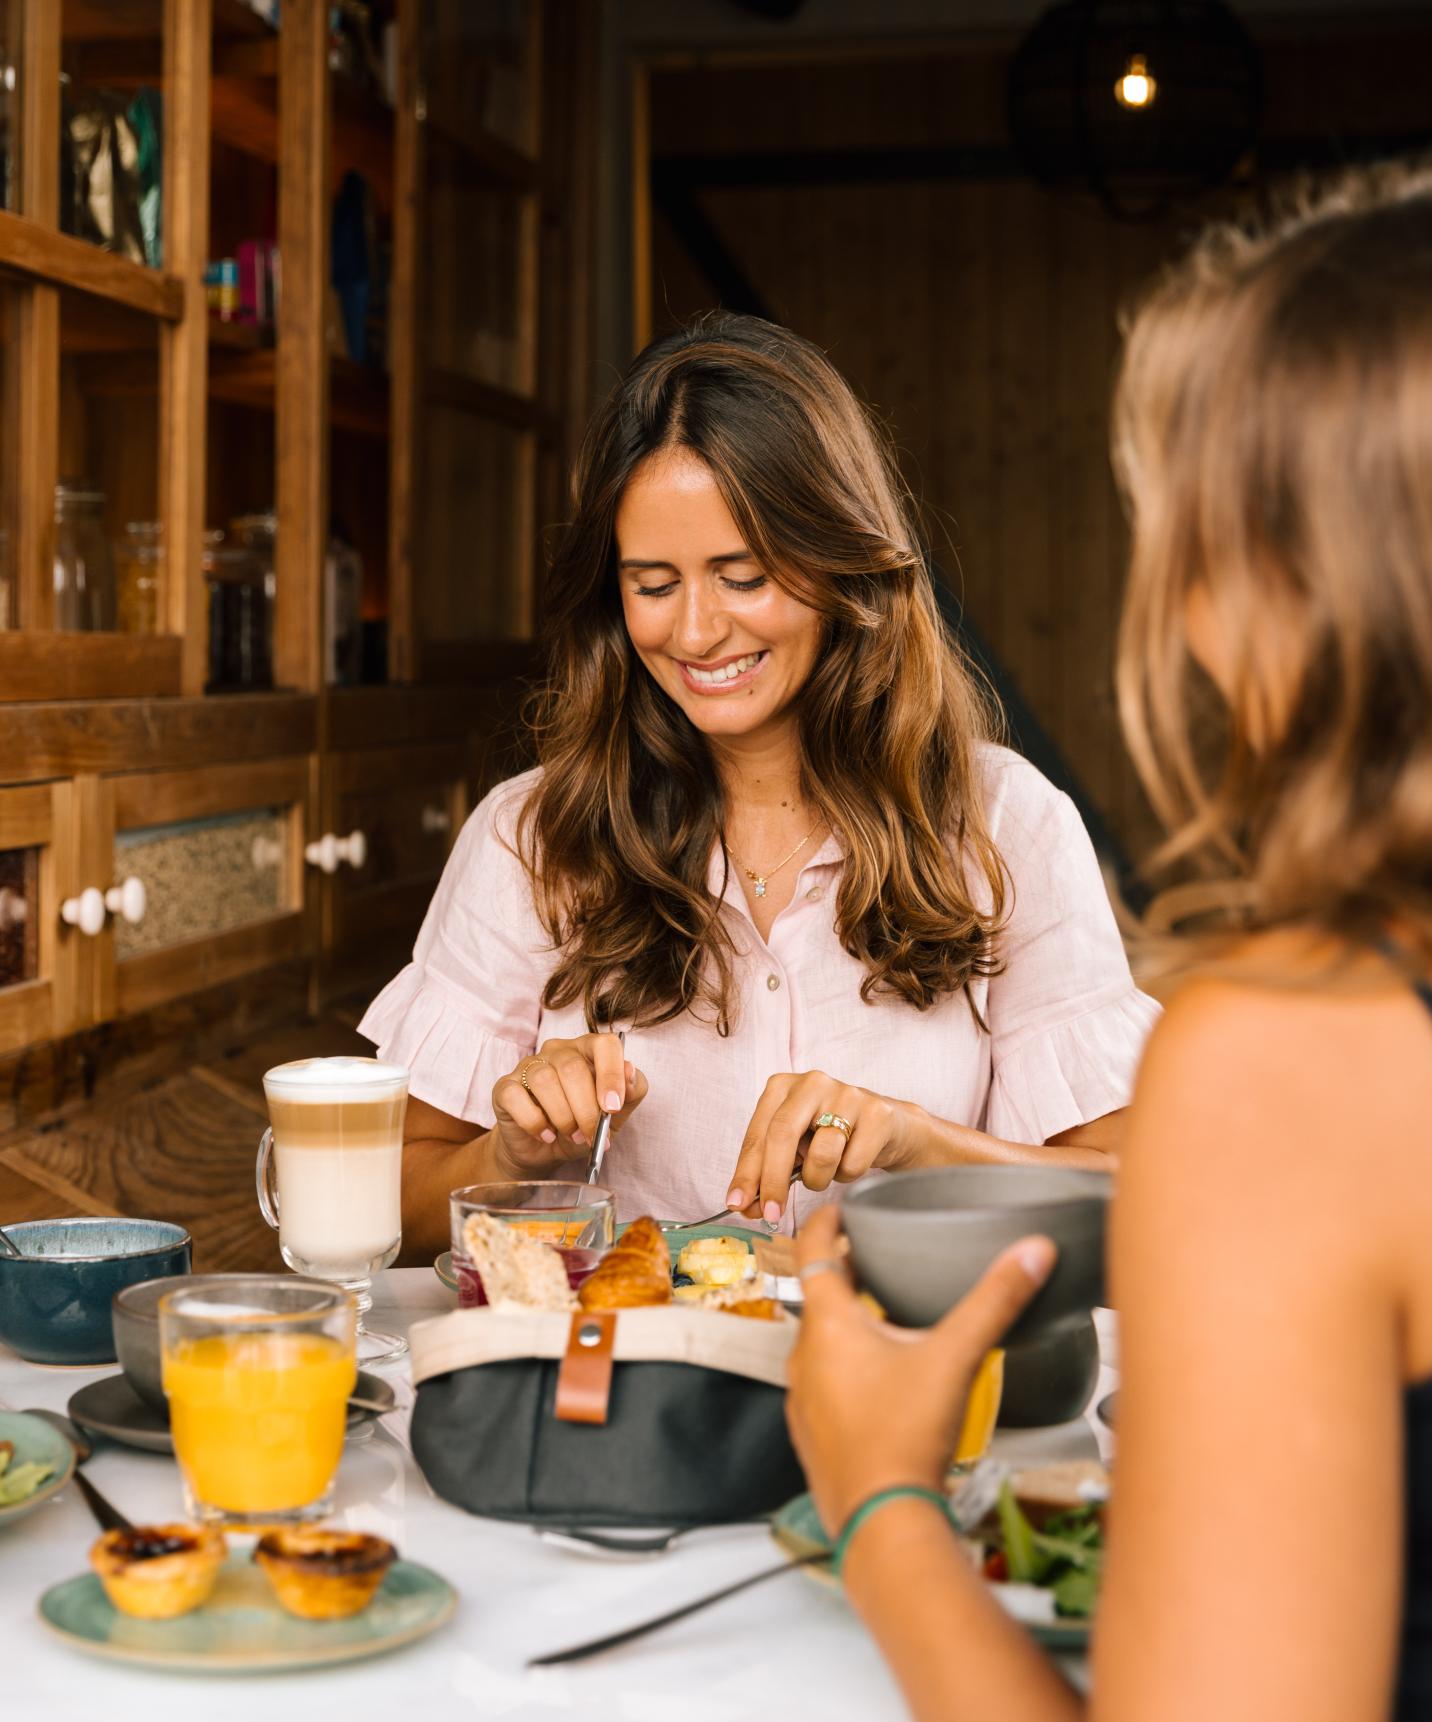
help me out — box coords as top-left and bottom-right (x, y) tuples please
(0, 779), (80, 1054)
(104, 756), (313, 1019)
(322, 740), (466, 995)
(0, 1), (592, 1091)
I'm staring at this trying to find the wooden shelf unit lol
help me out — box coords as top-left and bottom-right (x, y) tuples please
(0, 0), (596, 1100)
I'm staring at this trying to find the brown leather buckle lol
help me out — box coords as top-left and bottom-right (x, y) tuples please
(554, 1310), (616, 1424)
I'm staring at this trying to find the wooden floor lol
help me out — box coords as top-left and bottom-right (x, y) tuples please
(0, 1012), (373, 1272)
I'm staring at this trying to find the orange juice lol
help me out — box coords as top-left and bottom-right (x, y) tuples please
(954, 1349), (1005, 1467)
(163, 1331), (356, 1513)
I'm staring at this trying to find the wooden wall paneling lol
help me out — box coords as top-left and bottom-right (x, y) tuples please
(932, 182), (997, 653)
(986, 184), (1055, 752)
(159, 0), (213, 694)
(387, 0), (422, 683)
(630, 58), (653, 352)
(1050, 197), (1119, 830)
(275, 0), (331, 693)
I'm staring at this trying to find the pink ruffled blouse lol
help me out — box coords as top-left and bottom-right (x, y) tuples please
(359, 746), (1159, 1228)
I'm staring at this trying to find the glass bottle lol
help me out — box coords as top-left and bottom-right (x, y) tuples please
(53, 481), (116, 631)
(115, 520), (163, 634)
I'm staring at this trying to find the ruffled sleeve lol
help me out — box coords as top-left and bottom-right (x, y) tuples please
(977, 748), (1161, 1144)
(357, 770), (549, 1126)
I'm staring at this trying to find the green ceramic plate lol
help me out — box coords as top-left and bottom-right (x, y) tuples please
(435, 1221), (761, 1295)
(0, 1410), (77, 1530)
(770, 1492), (1092, 1653)
(39, 1553), (456, 1673)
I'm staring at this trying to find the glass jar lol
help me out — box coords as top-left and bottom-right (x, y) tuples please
(325, 529), (363, 686)
(115, 520), (163, 635)
(204, 529), (272, 691)
(230, 510), (277, 673)
(54, 481), (116, 631)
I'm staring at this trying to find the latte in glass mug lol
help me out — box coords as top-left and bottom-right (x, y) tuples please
(259, 1057), (408, 1280)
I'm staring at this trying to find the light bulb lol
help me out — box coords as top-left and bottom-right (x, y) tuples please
(1115, 53), (1157, 110)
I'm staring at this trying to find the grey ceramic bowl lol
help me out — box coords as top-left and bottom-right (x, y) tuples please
(841, 1166), (1110, 1347)
(113, 1272), (255, 1410)
(0, 1218), (191, 1365)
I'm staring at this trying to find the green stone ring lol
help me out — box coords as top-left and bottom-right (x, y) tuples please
(813, 1111), (853, 1137)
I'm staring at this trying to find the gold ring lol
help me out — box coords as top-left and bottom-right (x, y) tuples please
(518, 1056), (552, 1094)
(813, 1111), (853, 1139)
(798, 1257), (847, 1284)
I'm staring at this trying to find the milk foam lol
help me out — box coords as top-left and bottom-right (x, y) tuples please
(263, 1056), (408, 1102)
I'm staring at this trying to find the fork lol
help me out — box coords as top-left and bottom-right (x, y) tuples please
(657, 1208), (774, 1234)
(586, 1029), (626, 1186)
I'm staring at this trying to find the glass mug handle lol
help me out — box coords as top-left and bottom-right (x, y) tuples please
(256, 1127), (280, 1230)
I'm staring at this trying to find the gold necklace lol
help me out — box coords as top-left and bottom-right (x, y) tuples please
(723, 825), (819, 899)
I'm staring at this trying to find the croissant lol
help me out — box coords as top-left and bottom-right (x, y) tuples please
(578, 1216), (672, 1310)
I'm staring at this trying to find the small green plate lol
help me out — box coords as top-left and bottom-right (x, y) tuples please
(770, 1492), (1091, 1652)
(0, 1410), (77, 1530)
(39, 1553), (456, 1674)
(435, 1221), (760, 1296)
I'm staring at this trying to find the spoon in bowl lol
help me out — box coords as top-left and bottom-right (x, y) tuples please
(0, 1225), (21, 1258)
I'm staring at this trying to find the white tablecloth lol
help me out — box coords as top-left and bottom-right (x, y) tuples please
(1, 1271), (1115, 1720)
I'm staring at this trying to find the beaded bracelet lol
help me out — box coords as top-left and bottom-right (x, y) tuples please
(830, 1484), (955, 1578)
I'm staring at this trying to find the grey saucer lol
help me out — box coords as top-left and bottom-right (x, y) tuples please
(68, 1369), (396, 1456)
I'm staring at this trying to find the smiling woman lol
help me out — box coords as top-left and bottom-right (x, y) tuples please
(359, 313), (1158, 1253)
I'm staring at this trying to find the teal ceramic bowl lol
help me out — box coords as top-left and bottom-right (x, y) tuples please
(0, 1218), (192, 1365)
(0, 1409), (76, 1529)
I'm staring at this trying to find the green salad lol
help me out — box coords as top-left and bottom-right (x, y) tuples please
(989, 1480), (1104, 1619)
(0, 1440), (55, 1506)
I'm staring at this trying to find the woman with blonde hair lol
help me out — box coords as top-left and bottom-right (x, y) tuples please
(361, 313), (1154, 1251)
(788, 165), (1432, 1720)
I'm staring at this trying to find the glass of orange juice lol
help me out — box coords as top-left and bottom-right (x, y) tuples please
(953, 1349), (1005, 1471)
(159, 1276), (357, 1530)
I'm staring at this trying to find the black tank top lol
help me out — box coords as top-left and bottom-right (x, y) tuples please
(1396, 970), (1432, 1720)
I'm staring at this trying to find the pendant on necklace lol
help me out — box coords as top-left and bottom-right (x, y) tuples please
(754, 880), (767, 898)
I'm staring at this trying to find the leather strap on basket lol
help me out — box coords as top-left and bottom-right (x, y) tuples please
(554, 1310), (616, 1425)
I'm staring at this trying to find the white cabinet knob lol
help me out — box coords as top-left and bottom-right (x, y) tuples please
(60, 887), (106, 937)
(304, 830), (367, 874)
(0, 887), (27, 932)
(305, 834), (340, 874)
(421, 805), (451, 835)
(251, 835), (284, 871)
(104, 876), (147, 925)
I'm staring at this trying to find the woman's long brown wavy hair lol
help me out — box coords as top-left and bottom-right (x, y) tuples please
(1115, 162), (1432, 965)
(519, 312), (1007, 1033)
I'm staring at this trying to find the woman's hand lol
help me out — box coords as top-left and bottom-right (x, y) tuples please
(490, 1033), (649, 1178)
(726, 1070), (917, 1223)
(787, 1206), (1056, 1536)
